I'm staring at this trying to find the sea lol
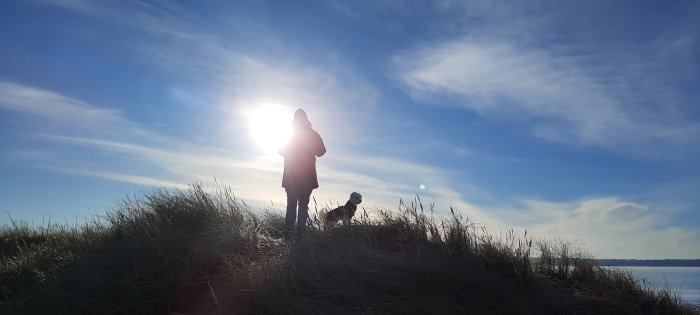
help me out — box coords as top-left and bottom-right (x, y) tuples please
(608, 266), (700, 307)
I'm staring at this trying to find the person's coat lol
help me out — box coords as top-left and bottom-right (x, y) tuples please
(279, 109), (326, 190)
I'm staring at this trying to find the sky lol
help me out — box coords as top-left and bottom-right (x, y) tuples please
(1, 0), (699, 259)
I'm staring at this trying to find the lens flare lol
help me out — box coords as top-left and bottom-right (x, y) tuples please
(419, 184), (426, 190)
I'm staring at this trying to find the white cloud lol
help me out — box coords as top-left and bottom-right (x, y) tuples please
(40, 166), (190, 190)
(0, 82), (131, 131)
(376, 0), (700, 157)
(505, 197), (700, 259)
(48, 0), (381, 149)
(0, 82), (419, 215)
(392, 38), (698, 153)
(4, 0), (386, 209)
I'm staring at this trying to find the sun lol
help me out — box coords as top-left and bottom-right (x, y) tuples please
(248, 104), (293, 155)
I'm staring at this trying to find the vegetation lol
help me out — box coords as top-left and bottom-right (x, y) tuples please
(0, 184), (696, 314)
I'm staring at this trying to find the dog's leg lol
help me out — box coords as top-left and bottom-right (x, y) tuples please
(325, 220), (337, 231)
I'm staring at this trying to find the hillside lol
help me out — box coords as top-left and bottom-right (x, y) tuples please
(0, 184), (696, 314)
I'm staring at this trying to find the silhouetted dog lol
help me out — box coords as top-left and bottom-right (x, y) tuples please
(322, 192), (362, 228)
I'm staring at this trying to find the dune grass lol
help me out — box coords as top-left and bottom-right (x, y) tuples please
(0, 184), (696, 314)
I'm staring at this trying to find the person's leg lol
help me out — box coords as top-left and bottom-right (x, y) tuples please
(285, 187), (299, 232)
(296, 187), (312, 233)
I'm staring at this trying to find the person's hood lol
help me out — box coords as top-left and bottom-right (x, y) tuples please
(293, 108), (312, 128)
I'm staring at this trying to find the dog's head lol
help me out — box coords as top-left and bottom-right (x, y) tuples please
(349, 192), (362, 206)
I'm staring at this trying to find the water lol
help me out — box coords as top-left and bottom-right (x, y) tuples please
(610, 266), (700, 306)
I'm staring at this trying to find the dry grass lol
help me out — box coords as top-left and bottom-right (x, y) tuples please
(0, 184), (696, 314)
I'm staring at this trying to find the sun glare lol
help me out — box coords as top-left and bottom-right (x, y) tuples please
(248, 104), (292, 155)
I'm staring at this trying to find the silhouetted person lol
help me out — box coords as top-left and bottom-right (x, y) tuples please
(279, 109), (326, 235)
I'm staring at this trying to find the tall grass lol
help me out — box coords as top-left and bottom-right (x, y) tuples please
(0, 184), (695, 314)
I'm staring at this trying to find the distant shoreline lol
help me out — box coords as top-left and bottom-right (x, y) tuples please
(596, 259), (700, 267)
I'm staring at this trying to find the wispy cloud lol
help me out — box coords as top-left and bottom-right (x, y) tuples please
(7, 0), (385, 205)
(0, 81), (429, 213)
(0, 82), (133, 133)
(40, 165), (190, 190)
(33, 0), (381, 145)
(392, 38), (699, 154)
(1, 92), (474, 227)
(505, 197), (700, 259)
(381, 1), (700, 157)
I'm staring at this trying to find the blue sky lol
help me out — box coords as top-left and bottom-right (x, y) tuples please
(1, 0), (699, 259)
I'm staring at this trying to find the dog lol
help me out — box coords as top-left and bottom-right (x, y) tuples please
(321, 192), (362, 228)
